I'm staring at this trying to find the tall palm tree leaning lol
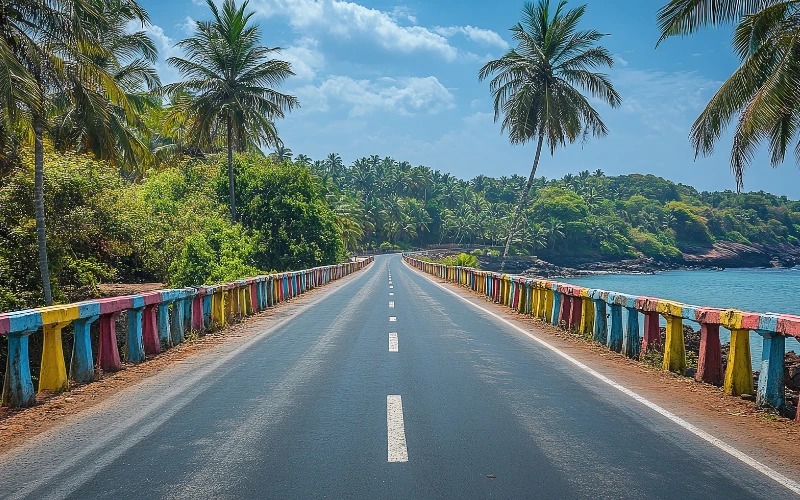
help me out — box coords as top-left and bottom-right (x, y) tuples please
(656, 1), (800, 191)
(165, 0), (298, 221)
(479, 0), (620, 271)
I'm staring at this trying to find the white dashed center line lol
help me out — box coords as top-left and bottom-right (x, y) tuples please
(389, 332), (398, 352)
(389, 292), (394, 296)
(389, 301), (395, 308)
(389, 316), (396, 322)
(387, 395), (408, 462)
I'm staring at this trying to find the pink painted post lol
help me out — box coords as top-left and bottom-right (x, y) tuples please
(98, 313), (122, 372)
(142, 305), (159, 355)
(192, 294), (204, 330)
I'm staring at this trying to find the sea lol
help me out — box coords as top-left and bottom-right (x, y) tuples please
(565, 267), (800, 366)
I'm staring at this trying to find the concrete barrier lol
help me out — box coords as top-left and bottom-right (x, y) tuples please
(403, 255), (800, 415)
(0, 257), (374, 408)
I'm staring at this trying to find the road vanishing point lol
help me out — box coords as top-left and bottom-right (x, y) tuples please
(0, 254), (796, 499)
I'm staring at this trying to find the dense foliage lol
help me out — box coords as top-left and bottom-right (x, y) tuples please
(0, 150), (344, 310)
(298, 153), (800, 259)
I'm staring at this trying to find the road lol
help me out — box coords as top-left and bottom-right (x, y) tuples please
(0, 254), (795, 499)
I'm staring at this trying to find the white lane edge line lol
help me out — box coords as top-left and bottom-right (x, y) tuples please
(403, 260), (800, 494)
(389, 332), (398, 352)
(387, 395), (408, 462)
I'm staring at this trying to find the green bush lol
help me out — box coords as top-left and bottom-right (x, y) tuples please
(471, 248), (484, 256)
(223, 154), (345, 270)
(442, 253), (479, 268)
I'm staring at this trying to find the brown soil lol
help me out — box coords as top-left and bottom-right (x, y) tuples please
(406, 264), (800, 479)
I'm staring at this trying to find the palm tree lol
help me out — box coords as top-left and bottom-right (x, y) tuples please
(545, 217), (566, 250)
(479, 0), (620, 271)
(50, 1), (160, 177)
(1, 0), (145, 305)
(270, 145), (293, 162)
(165, 0), (298, 221)
(295, 153), (311, 166)
(593, 168), (605, 178)
(326, 152), (343, 183)
(657, 0), (800, 190)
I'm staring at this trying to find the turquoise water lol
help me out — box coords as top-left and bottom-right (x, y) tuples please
(565, 267), (800, 365)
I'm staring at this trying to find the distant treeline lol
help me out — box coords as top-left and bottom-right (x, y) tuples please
(295, 152), (800, 259)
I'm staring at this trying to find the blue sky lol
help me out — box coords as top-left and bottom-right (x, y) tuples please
(137, 0), (800, 198)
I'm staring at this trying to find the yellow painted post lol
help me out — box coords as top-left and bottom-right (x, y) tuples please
(238, 287), (247, 317)
(38, 305), (80, 393)
(39, 321), (70, 392)
(724, 328), (754, 396)
(225, 290), (234, 322)
(212, 291), (224, 327)
(544, 289), (554, 323)
(243, 286), (252, 316)
(580, 294), (594, 335)
(662, 315), (686, 375)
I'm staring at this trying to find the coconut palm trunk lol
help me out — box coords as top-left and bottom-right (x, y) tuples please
(500, 131), (544, 271)
(33, 113), (53, 305)
(227, 114), (236, 221)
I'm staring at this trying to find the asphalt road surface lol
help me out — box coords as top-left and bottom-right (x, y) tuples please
(0, 254), (795, 499)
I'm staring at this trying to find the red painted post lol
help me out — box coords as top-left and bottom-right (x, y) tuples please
(642, 311), (661, 352)
(570, 296), (582, 330)
(697, 323), (724, 385)
(559, 294), (571, 329)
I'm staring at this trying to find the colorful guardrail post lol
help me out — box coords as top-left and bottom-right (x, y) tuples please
(589, 291), (607, 344)
(551, 284), (562, 327)
(125, 295), (146, 364)
(693, 307), (724, 386)
(1, 311), (42, 406)
(38, 304), (80, 392)
(718, 309), (753, 396)
(606, 292), (624, 354)
(70, 302), (100, 383)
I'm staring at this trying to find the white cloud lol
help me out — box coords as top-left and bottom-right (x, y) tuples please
(612, 54), (629, 67)
(434, 25), (509, 50)
(610, 68), (721, 134)
(178, 16), (196, 35)
(281, 37), (324, 80)
(248, 0), (505, 61)
(390, 6), (417, 24)
(293, 75), (455, 116)
(136, 23), (183, 85)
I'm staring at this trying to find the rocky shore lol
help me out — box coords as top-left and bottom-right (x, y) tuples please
(469, 241), (800, 277)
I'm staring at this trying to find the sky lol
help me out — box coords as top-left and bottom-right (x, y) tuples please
(136, 0), (800, 198)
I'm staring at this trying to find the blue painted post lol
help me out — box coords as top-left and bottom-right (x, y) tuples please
(126, 297), (146, 363)
(592, 300), (608, 344)
(202, 294), (213, 327)
(624, 307), (640, 359)
(157, 302), (172, 349)
(3, 331), (36, 407)
(756, 330), (785, 410)
(608, 303), (623, 353)
(70, 315), (98, 383)
(551, 292), (562, 326)
(183, 296), (193, 331)
(171, 299), (185, 345)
